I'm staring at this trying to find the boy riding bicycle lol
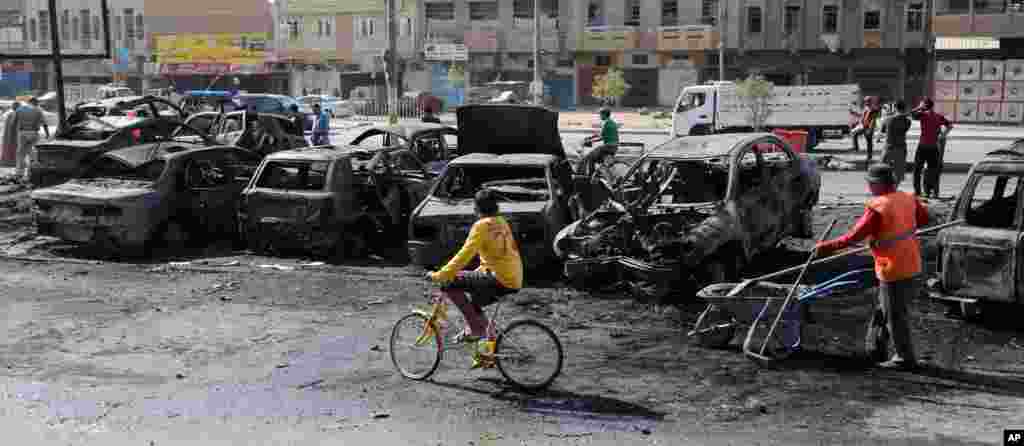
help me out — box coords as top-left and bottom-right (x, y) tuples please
(426, 189), (523, 368)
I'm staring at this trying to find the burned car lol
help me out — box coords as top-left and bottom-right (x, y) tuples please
(554, 133), (821, 300)
(184, 110), (308, 155)
(31, 103), (214, 187)
(349, 123), (458, 175)
(407, 104), (575, 270)
(933, 142), (1024, 318)
(240, 145), (438, 259)
(32, 145), (262, 252)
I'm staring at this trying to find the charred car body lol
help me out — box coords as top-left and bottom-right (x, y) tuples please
(407, 104), (575, 270)
(241, 145), (438, 259)
(554, 134), (821, 300)
(32, 96), (205, 186)
(349, 123), (458, 175)
(933, 142), (1024, 318)
(184, 110), (308, 156)
(32, 145), (262, 252)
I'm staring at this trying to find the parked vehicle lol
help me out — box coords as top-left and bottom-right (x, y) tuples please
(184, 110), (308, 156)
(234, 94), (313, 131)
(179, 90), (238, 117)
(672, 82), (861, 144)
(407, 104), (575, 270)
(97, 84), (136, 100)
(297, 95), (353, 118)
(349, 123), (458, 175)
(933, 142), (1024, 318)
(241, 144), (439, 259)
(74, 95), (183, 120)
(31, 97), (210, 186)
(553, 133), (821, 301)
(32, 145), (262, 252)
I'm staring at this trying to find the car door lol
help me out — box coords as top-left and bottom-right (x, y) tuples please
(182, 149), (243, 240)
(941, 171), (1022, 303)
(214, 111), (246, 146)
(752, 138), (799, 244)
(731, 146), (774, 252)
(390, 149), (434, 205)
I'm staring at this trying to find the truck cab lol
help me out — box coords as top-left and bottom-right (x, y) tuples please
(672, 82), (733, 137)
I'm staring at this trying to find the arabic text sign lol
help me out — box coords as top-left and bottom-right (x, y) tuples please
(424, 43), (467, 61)
(154, 33), (269, 65)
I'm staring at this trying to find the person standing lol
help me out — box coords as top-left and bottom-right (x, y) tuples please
(880, 101), (912, 185)
(311, 103), (330, 146)
(911, 98), (953, 198)
(15, 97), (50, 183)
(1, 101), (21, 167)
(816, 163), (928, 370)
(850, 96), (881, 160)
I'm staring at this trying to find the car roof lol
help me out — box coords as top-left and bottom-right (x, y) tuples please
(264, 146), (352, 161)
(363, 123), (455, 139)
(645, 133), (772, 159)
(449, 153), (557, 166)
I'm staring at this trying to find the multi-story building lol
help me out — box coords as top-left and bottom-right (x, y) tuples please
(3, 0), (150, 95)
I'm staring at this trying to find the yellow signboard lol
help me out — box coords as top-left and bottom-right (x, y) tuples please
(154, 32), (269, 65)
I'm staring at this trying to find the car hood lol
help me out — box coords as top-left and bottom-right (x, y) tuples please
(416, 196), (548, 220)
(31, 178), (157, 205)
(456, 104), (564, 158)
(37, 139), (106, 149)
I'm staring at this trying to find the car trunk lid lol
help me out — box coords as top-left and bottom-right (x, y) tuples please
(456, 104), (565, 158)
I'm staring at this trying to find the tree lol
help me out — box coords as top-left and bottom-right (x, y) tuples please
(592, 67), (629, 106)
(735, 74), (775, 131)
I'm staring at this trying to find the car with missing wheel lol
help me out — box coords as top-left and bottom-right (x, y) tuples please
(32, 96), (201, 186)
(407, 104), (576, 270)
(32, 145), (262, 253)
(931, 142), (1024, 318)
(240, 143), (439, 259)
(552, 133), (821, 302)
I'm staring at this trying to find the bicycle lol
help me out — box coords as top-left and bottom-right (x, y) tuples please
(389, 281), (564, 391)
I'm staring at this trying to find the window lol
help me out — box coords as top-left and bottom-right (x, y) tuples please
(135, 14), (143, 39)
(822, 5), (838, 33)
(974, 0), (1006, 13)
(401, 17), (412, 36)
(595, 54), (611, 66)
(587, 1), (604, 26)
(72, 16), (79, 42)
(702, 0), (719, 19)
(863, 10), (880, 31)
(317, 19), (323, 36)
(325, 19), (331, 36)
(80, 10), (91, 47)
(61, 10), (69, 41)
(661, 0), (678, 26)
(965, 174), (1021, 229)
(747, 6), (762, 33)
(677, 92), (705, 112)
(469, 2), (498, 21)
(256, 161), (330, 191)
(38, 11), (48, 44)
(123, 9), (135, 42)
(514, 0), (558, 19)
(93, 16), (100, 41)
(287, 17), (300, 40)
(113, 15), (121, 41)
(784, 6), (800, 36)
(906, 3), (923, 32)
(425, 2), (455, 21)
(625, 0), (641, 26)
(632, 54), (648, 65)
(360, 18), (375, 37)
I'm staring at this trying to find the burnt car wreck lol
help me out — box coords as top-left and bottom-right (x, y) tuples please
(554, 134), (821, 301)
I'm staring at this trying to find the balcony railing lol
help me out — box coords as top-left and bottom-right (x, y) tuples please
(579, 26), (639, 51)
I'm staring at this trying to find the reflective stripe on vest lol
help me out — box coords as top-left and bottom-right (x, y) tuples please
(866, 191), (922, 282)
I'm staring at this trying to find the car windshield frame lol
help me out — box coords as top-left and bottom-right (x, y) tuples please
(432, 163), (551, 202)
(254, 159), (332, 191)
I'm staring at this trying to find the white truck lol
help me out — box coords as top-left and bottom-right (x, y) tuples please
(672, 81), (861, 145)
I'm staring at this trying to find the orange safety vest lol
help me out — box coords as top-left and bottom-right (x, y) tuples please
(865, 191), (922, 282)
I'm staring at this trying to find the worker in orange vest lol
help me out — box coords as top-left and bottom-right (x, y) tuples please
(815, 163), (928, 370)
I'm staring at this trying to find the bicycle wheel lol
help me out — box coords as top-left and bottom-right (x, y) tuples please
(495, 320), (564, 391)
(390, 313), (442, 380)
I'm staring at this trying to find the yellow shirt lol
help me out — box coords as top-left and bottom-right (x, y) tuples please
(431, 216), (523, 289)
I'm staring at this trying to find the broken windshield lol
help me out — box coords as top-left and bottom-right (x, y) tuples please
(620, 158), (728, 205)
(255, 160), (330, 191)
(435, 165), (550, 201)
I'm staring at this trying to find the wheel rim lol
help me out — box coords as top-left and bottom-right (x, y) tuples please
(390, 313), (441, 380)
(496, 321), (563, 390)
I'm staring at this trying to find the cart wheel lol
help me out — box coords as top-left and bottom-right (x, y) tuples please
(864, 308), (889, 363)
(693, 304), (737, 348)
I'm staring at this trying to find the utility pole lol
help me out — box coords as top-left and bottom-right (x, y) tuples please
(386, 0), (399, 123)
(532, 0), (543, 105)
(718, 0), (725, 82)
(48, 0), (66, 124)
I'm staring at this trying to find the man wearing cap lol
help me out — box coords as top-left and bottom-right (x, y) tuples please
(815, 163), (929, 370)
(14, 97), (50, 183)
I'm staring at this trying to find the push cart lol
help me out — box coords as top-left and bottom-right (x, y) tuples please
(690, 268), (889, 363)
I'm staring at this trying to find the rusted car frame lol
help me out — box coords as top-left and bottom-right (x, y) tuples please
(349, 123), (458, 174)
(934, 143), (1024, 317)
(32, 145), (262, 252)
(240, 144), (438, 259)
(553, 133), (821, 301)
